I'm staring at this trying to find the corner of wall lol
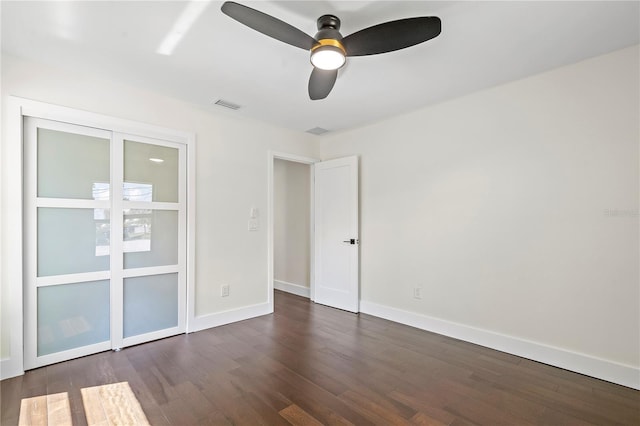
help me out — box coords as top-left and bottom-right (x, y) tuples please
(274, 280), (310, 298)
(189, 302), (272, 333)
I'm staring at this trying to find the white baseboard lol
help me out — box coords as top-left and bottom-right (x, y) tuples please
(360, 300), (640, 390)
(1, 357), (24, 380)
(189, 302), (272, 333)
(274, 280), (310, 298)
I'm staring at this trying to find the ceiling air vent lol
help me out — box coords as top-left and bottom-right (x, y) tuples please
(213, 99), (241, 110)
(306, 127), (329, 136)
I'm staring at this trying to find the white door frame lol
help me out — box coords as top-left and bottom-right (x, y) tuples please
(267, 151), (319, 311)
(2, 96), (196, 379)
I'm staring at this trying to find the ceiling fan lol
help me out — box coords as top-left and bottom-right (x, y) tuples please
(221, 1), (441, 100)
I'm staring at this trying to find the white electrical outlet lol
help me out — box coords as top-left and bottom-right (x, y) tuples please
(221, 284), (230, 297)
(413, 287), (422, 299)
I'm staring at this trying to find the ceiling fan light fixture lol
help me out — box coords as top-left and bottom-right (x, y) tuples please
(221, 2), (442, 99)
(310, 39), (346, 70)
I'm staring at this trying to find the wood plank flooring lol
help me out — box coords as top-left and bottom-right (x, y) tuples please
(2, 290), (639, 425)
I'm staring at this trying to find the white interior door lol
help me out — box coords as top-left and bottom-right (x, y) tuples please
(313, 156), (359, 312)
(23, 118), (187, 369)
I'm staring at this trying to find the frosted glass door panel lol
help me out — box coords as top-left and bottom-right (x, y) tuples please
(38, 208), (110, 276)
(37, 280), (110, 356)
(123, 210), (178, 269)
(124, 140), (178, 202)
(124, 273), (178, 338)
(37, 128), (110, 200)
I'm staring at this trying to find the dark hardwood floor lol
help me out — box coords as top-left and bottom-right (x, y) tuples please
(2, 290), (639, 425)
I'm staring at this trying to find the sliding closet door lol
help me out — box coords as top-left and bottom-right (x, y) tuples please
(24, 118), (187, 369)
(113, 134), (186, 349)
(24, 118), (113, 369)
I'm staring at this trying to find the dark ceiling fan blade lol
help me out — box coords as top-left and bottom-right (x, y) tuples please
(342, 16), (441, 57)
(221, 1), (316, 50)
(308, 68), (338, 100)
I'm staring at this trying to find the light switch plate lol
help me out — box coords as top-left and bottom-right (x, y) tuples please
(413, 287), (422, 299)
(248, 219), (258, 231)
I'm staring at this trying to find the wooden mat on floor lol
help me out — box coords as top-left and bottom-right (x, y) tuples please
(19, 392), (72, 426)
(81, 382), (149, 426)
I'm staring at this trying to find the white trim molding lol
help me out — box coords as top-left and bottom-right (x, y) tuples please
(190, 302), (272, 333)
(0, 358), (24, 381)
(2, 96), (26, 380)
(360, 300), (640, 390)
(274, 280), (310, 298)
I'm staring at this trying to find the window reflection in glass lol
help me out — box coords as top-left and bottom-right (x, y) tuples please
(124, 210), (178, 269)
(93, 182), (110, 257)
(123, 209), (152, 253)
(92, 182), (154, 256)
(123, 182), (153, 202)
(123, 182), (153, 253)
(92, 182), (110, 201)
(94, 215), (110, 257)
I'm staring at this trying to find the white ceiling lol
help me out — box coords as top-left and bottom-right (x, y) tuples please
(2, 1), (639, 134)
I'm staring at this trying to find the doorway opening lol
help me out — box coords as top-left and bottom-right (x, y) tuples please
(274, 158), (312, 298)
(268, 152), (318, 310)
(268, 152), (360, 313)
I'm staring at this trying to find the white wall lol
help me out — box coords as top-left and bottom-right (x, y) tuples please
(0, 54), (319, 370)
(321, 46), (640, 387)
(274, 159), (310, 289)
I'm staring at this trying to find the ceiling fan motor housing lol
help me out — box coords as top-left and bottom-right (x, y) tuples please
(315, 15), (343, 42)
